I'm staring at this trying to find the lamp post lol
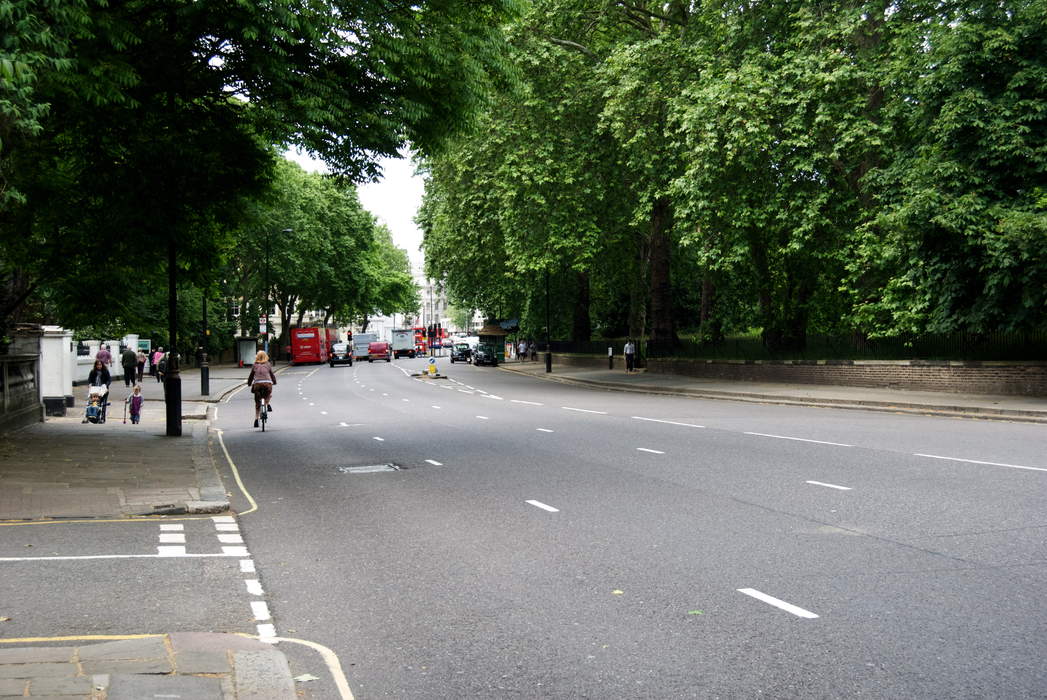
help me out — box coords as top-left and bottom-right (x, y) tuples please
(263, 228), (292, 358)
(200, 295), (209, 396)
(545, 268), (552, 373)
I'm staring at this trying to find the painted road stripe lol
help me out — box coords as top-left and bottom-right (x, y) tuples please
(251, 601), (271, 621)
(806, 480), (852, 491)
(160, 524), (184, 531)
(425, 459), (443, 466)
(432, 405), (442, 409)
(476, 415), (489, 420)
(562, 407), (607, 414)
(213, 516), (236, 523)
(215, 523), (239, 532)
(458, 389), (473, 394)
(217, 534), (244, 544)
(240, 560), (255, 573)
(223, 546), (249, 556)
(632, 416), (705, 429)
(512, 400), (544, 406)
(339, 422), (349, 427)
(402, 398), (410, 402)
(536, 428), (554, 433)
(245, 579), (264, 596)
(321, 410), (328, 415)
(737, 588), (819, 618)
(745, 432), (853, 447)
(0, 551), (255, 562)
(158, 534), (185, 544)
(913, 453), (1047, 473)
(526, 500), (560, 513)
(157, 546), (186, 557)
(483, 394), (504, 400)
(256, 624), (277, 641)
(373, 436), (385, 442)
(637, 448), (665, 454)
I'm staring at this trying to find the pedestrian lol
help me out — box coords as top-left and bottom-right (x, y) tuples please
(152, 347), (164, 382)
(121, 345), (138, 387)
(157, 353), (168, 384)
(624, 338), (636, 373)
(530, 339), (538, 362)
(126, 384), (144, 424)
(136, 349), (146, 383)
(518, 339), (527, 362)
(95, 344), (112, 368)
(87, 358), (111, 389)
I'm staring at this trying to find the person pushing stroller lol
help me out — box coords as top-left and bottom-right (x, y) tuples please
(83, 359), (112, 423)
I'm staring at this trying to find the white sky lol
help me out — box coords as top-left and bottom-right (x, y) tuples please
(285, 148), (427, 273)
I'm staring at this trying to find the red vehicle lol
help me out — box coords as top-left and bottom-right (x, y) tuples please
(290, 327), (334, 365)
(367, 341), (391, 362)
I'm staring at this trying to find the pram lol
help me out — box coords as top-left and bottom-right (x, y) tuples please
(83, 385), (110, 424)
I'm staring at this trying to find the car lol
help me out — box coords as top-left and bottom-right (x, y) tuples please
(329, 342), (353, 367)
(449, 343), (472, 363)
(472, 343), (498, 367)
(367, 341), (391, 362)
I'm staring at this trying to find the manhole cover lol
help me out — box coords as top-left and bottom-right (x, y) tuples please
(337, 464), (401, 474)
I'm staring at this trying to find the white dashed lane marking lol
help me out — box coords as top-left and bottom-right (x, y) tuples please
(526, 500), (559, 513)
(562, 407), (607, 415)
(745, 432), (853, 447)
(806, 480), (852, 491)
(632, 416), (705, 429)
(425, 459), (443, 466)
(913, 453), (1047, 473)
(737, 588), (819, 618)
(636, 448), (665, 455)
(536, 428), (554, 433)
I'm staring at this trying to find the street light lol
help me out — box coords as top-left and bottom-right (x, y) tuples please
(264, 228), (292, 357)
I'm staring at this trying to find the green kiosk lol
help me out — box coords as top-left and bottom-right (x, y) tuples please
(477, 320), (508, 364)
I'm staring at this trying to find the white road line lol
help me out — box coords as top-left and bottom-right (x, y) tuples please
(425, 459), (443, 466)
(482, 394), (504, 400)
(913, 453), (1047, 473)
(215, 523), (239, 532)
(476, 415), (489, 420)
(373, 436), (385, 442)
(458, 389), (473, 394)
(526, 500), (560, 513)
(402, 398), (410, 402)
(309, 402), (316, 406)
(251, 601), (271, 621)
(806, 480), (852, 491)
(245, 579), (264, 596)
(632, 416), (705, 428)
(218, 534), (244, 544)
(321, 410), (328, 415)
(511, 400), (544, 406)
(636, 448), (665, 454)
(159, 524), (184, 531)
(536, 428), (554, 433)
(431, 405), (441, 409)
(737, 588), (819, 618)
(223, 546), (249, 556)
(240, 560), (256, 573)
(562, 407), (607, 415)
(744, 432), (853, 447)
(256, 623), (277, 641)
(158, 534), (185, 544)
(339, 422), (349, 427)
(0, 551), (254, 562)
(213, 516), (236, 523)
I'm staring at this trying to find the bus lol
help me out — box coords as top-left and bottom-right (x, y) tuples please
(290, 327), (335, 365)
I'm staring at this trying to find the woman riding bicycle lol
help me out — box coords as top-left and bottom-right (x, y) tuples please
(247, 350), (277, 428)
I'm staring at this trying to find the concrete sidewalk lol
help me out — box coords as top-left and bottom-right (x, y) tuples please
(501, 359), (1047, 423)
(0, 634), (294, 699)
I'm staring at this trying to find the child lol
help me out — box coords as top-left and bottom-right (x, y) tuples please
(127, 385), (144, 424)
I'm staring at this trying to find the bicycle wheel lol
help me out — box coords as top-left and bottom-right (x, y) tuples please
(260, 409), (267, 432)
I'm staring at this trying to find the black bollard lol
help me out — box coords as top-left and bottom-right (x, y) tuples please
(545, 351), (552, 374)
(200, 352), (209, 396)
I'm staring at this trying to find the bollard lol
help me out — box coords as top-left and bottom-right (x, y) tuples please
(200, 352), (209, 396)
(608, 346), (613, 370)
(545, 351), (552, 374)
(165, 355), (182, 437)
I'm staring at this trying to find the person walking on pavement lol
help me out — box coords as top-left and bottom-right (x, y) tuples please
(95, 344), (113, 368)
(530, 340), (538, 362)
(247, 350), (277, 428)
(87, 359), (111, 389)
(126, 385), (144, 424)
(518, 339), (528, 362)
(624, 338), (636, 373)
(152, 347), (164, 382)
(136, 349), (146, 383)
(121, 346), (138, 386)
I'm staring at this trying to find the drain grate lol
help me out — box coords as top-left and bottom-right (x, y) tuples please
(337, 463), (401, 474)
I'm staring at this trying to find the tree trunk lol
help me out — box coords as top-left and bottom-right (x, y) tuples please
(628, 231), (649, 341)
(571, 270), (591, 343)
(648, 196), (675, 346)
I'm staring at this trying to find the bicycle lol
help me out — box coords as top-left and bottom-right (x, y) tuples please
(259, 401), (267, 431)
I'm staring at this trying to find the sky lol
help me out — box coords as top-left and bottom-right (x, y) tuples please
(285, 149), (427, 274)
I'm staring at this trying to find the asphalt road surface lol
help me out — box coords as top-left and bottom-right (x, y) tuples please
(214, 357), (1047, 699)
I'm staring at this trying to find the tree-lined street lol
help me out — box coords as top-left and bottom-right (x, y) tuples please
(209, 361), (1047, 698)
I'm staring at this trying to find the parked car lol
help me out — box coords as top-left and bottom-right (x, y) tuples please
(329, 342), (353, 367)
(449, 343), (472, 363)
(472, 343), (498, 367)
(367, 341), (391, 362)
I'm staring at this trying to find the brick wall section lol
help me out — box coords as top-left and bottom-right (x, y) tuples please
(645, 358), (1047, 397)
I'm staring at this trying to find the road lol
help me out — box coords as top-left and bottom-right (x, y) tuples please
(214, 357), (1047, 699)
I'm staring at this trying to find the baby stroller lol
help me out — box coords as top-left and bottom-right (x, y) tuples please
(83, 385), (110, 424)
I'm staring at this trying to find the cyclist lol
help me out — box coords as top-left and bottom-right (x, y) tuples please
(247, 350), (277, 427)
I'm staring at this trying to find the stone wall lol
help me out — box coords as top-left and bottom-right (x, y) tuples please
(645, 358), (1047, 397)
